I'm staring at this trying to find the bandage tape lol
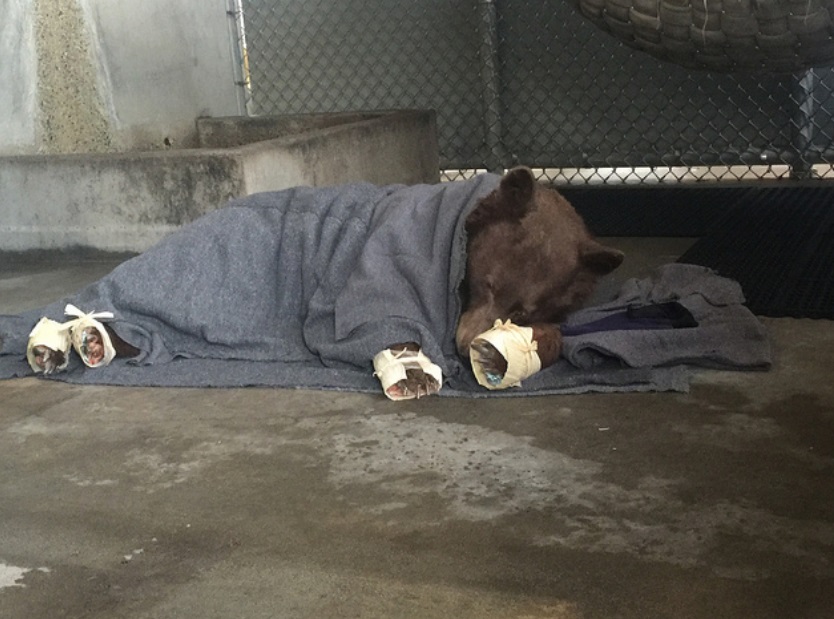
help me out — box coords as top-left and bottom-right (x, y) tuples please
(26, 317), (73, 373)
(373, 348), (443, 400)
(469, 319), (541, 390)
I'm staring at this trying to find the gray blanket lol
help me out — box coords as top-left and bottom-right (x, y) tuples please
(562, 263), (772, 371)
(0, 177), (768, 396)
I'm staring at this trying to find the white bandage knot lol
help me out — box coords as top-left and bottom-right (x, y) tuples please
(470, 319), (541, 390)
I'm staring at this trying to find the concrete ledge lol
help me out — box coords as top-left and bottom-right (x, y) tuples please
(0, 110), (439, 252)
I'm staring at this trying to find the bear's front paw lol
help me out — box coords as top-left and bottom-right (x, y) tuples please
(469, 338), (508, 387)
(469, 319), (542, 390)
(373, 346), (443, 400)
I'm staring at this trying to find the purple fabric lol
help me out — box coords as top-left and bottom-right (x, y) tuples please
(560, 302), (697, 336)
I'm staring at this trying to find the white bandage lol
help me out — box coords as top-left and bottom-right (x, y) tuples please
(64, 304), (117, 368)
(373, 348), (443, 401)
(470, 319), (541, 390)
(26, 317), (73, 374)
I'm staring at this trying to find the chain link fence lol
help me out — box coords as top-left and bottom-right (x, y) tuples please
(234, 0), (834, 184)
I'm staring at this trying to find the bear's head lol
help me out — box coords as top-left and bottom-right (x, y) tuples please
(456, 167), (624, 356)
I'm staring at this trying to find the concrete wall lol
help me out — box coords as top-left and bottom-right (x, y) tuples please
(0, 0), (242, 155)
(0, 111), (440, 252)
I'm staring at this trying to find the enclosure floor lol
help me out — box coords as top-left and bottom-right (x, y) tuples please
(1, 238), (832, 619)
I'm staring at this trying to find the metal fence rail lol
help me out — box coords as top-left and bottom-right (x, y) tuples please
(236, 0), (834, 184)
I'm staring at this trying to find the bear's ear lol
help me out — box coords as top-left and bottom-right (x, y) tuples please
(498, 166), (536, 216)
(466, 167), (537, 234)
(580, 239), (625, 275)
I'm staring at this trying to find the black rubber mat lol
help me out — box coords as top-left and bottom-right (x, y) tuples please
(564, 185), (745, 237)
(563, 184), (834, 318)
(678, 186), (834, 319)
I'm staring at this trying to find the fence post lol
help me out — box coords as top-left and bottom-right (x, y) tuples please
(790, 69), (816, 180)
(227, 0), (252, 117)
(477, 0), (505, 174)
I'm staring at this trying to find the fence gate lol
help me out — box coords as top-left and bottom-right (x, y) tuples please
(233, 0), (834, 184)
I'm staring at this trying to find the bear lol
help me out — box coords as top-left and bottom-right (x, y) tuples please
(381, 166), (623, 398)
(23, 167), (623, 400)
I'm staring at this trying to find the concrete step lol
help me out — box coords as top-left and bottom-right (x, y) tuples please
(0, 110), (438, 252)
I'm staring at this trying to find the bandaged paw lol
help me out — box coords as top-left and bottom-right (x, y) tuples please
(27, 317), (73, 374)
(470, 319), (541, 390)
(65, 304), (117, 368)
(373, 348), (443, 401)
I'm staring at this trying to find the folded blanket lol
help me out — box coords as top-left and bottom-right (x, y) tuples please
(561, 263), (772, 371)
(0, 179), (769, 397)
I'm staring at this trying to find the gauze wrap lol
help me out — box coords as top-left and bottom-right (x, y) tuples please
(373, 348), (443, 401)
(470, 319), (541, 389)
(65, 304), (117, 368)
(26, 317), (73, 373)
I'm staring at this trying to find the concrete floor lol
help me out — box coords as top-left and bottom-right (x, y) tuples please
(1, 238), (833, 619)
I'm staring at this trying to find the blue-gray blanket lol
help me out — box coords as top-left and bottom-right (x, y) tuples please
(0, 176), (769, 396)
